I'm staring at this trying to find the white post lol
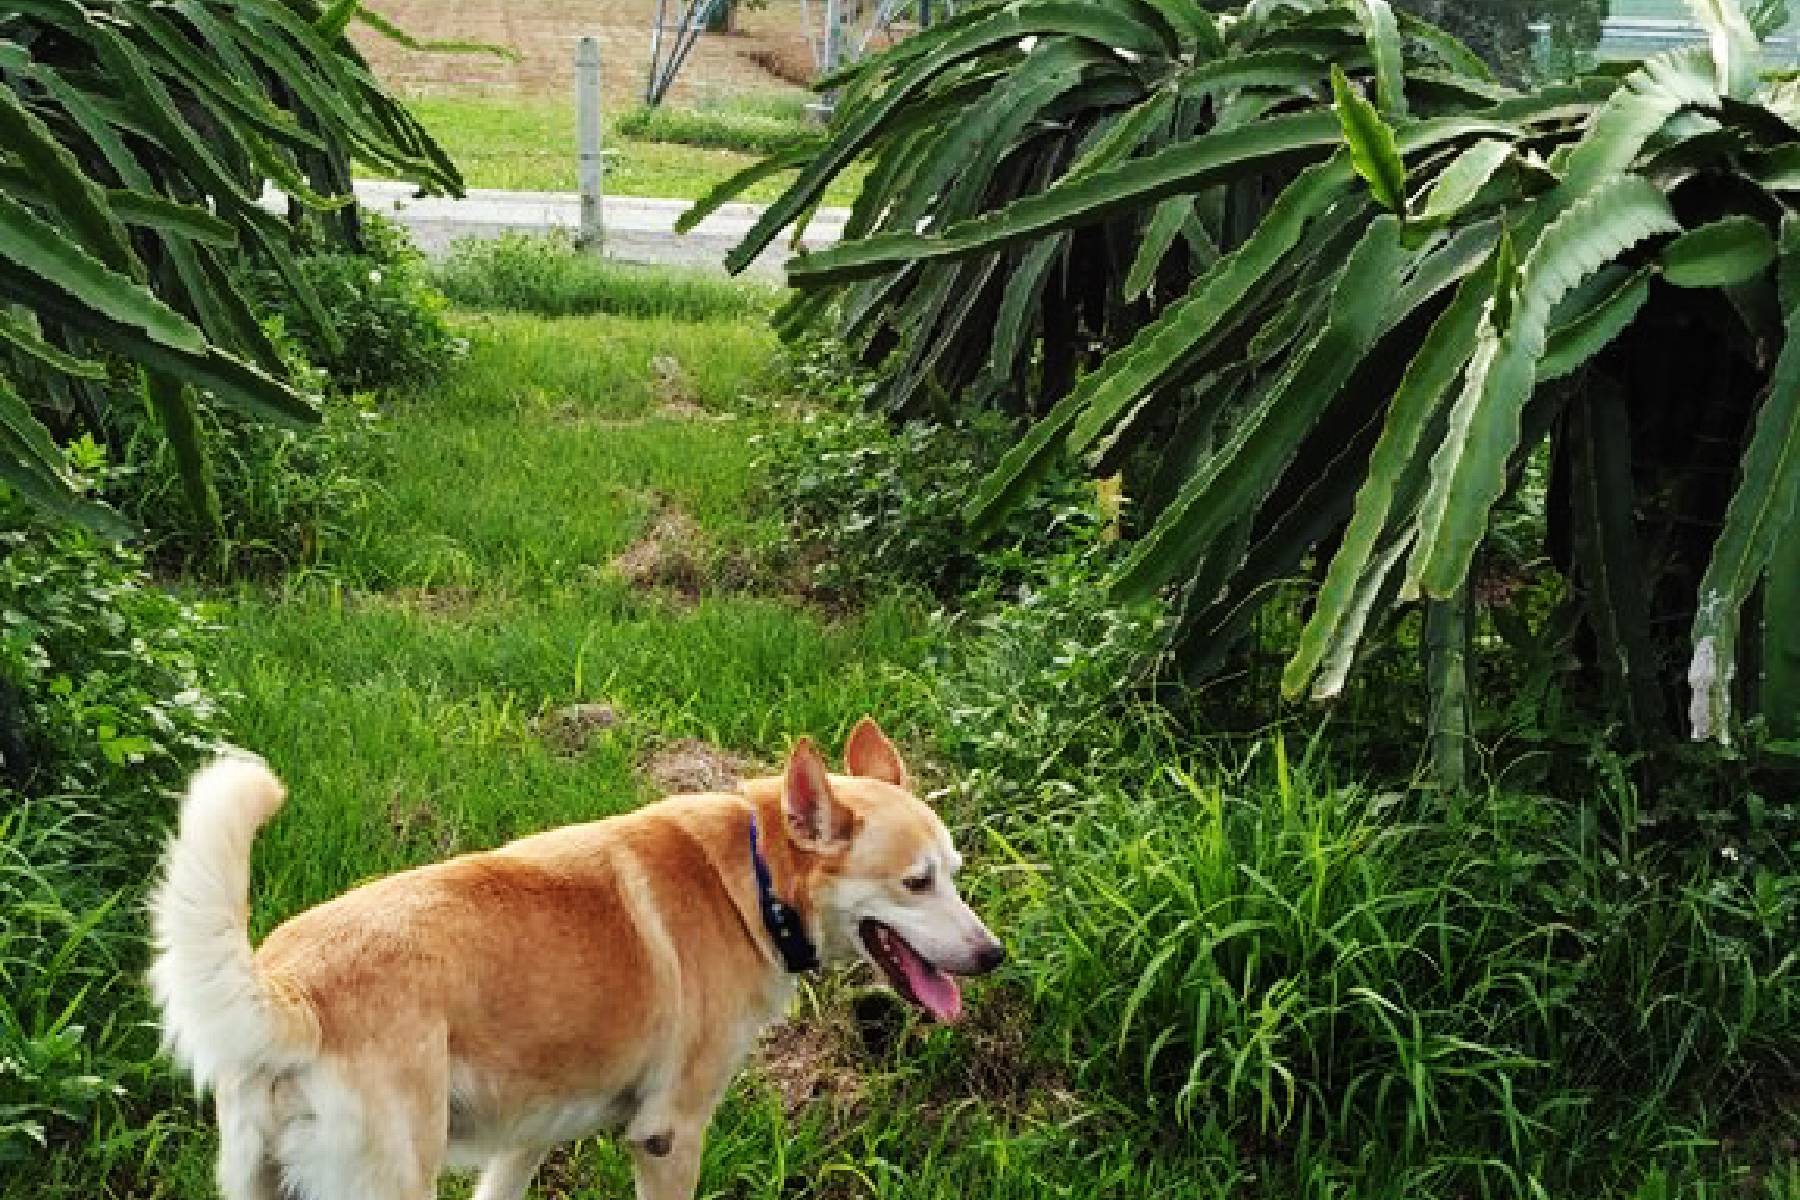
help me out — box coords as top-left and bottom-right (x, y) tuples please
(576, 36), (604, 251)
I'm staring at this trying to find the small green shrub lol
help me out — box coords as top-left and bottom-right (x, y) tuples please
(923, 549), (1171, 810)
(113, 390), (383, 581)
(104, 321), (382, 579)
(247, 213), (460, 393)
(0, 493), (227, 1168)
(616, 98), (816, 155)
(758, 346), (1105, 600)
(0, 494), (223, 860)
(435, 233), (775, 321)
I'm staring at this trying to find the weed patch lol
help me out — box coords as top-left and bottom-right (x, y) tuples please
(534, 701), (622, 757)
(757, 347), (1104, 601)
(436, 234), (777, 321)
(615, 98), (818, 155)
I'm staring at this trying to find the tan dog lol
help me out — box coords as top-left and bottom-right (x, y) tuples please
(149, 718), (1002, 1200)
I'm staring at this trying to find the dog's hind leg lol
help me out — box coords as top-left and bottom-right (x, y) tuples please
(279, 1029), (450, 1200)
(472, 1147), (547, 1200)
(215, 1074), (281, 1200)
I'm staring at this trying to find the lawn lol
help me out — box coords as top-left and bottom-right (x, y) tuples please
(140, 291), (1124, 1198)
(13, 254), (1791, 1200)
(397, 91), (868, 203)
(10, 0), (1799, 1192)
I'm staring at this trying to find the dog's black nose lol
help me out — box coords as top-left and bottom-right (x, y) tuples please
(974, 941), (1006, 975)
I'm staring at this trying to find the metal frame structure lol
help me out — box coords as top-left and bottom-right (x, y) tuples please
(645, 0), (732, 106)
(644, 0), (955, 109)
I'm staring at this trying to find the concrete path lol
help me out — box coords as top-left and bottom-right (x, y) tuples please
(343, 181), (849, 279)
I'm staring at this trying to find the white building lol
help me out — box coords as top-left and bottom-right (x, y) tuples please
(1578, 0), (1800, 64)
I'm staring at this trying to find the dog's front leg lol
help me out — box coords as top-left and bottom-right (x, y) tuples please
(472, 1147), (548, 1200)
(627, 1122), (704, 1200)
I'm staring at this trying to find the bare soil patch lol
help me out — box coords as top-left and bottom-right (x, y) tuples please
(757, 1013), (869, 1117)
(354, 0), (817, 106)
(640, 737), (751, 793)
(648, 353), (700, 413)
(611, 502), (706, 594)
(535, 701), (622, 756)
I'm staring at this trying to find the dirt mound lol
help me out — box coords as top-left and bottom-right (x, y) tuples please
(640, 737), (750, 794)
(757, 1015), (868, 1116)
(740, 42), (815, 87)
(355, 586), (479, 620)
(611, 504), (705, 595)
(649, 354), (707, 418)
(535, 702), (621, 755)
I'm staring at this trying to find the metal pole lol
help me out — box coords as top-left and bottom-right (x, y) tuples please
(822, 0), (843, 75)
(576, 36), (604, 251)
(647, 0), (668, 104)
(815, 0), (854, 118)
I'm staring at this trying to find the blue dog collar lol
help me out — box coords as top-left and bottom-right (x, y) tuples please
(748, 815), (819, 974)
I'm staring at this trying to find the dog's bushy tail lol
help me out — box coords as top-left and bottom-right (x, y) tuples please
(149, 753), (302, 1091)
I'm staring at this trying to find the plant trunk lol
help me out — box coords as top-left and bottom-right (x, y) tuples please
(1766, 519), (1799, 742)
(1424, 585), (1470, 793)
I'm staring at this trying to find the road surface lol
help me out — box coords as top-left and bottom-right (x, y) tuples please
(342, 181), (849, 279)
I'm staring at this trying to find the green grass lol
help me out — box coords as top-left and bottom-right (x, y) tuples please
(332, 310), (780, 589)
(128, 289), (1165, 1199)
(434, 233), (779, 319)
(400, 92), (869, 203)
(25, 275), (1795, 1199)
(220, 586), (928, 918)
(614, 97), (818, 155)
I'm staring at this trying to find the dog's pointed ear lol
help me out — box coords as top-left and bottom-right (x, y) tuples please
(844, 716), (907, 788)
(783, 737), (851, 848)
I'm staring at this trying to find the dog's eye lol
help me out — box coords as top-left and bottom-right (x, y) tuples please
(903, 869), (934, 894)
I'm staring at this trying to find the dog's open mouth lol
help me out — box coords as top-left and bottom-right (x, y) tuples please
(859, 919), (961, 1024)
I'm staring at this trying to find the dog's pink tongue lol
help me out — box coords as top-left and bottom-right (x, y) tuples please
(896, 945), (962, 1023)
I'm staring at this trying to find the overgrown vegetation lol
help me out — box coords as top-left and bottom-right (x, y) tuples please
(1012, 738), (1795, 1194)
(745, 350), (1800, 1194)
(713, 0), (1800, 785)
(714, 1), (1800, 1187)
(2, 0), (1796, 1196)
(245, 214), (461, 396)
(435, 233), (775, 321)
(616, 94), (819, 156)
(0, 491), (226, 1170)
(109, 215), (450, 578)
(758, 343), (1105, 599)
